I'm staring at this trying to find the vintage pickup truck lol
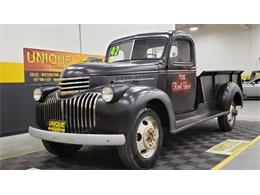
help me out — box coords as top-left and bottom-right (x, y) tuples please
(29, 30), (243, 169)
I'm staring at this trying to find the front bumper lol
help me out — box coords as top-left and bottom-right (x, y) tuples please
(29, 126), (126, 146)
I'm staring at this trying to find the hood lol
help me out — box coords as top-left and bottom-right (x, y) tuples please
(61, 60), (161, 78)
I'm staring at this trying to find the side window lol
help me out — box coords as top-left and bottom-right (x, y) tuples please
(169, 40), (191, 64)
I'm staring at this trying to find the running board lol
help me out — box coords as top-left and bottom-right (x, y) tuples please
(170, 111), (229, 134)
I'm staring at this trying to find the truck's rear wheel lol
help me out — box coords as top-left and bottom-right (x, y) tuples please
(118, 109), (163, 169)
(218, 102), (238, 132)
(42, 140), (82, 157)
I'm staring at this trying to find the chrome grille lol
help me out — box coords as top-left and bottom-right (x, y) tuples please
(59, 76), (90, 93)
(42, 92), (100, 133)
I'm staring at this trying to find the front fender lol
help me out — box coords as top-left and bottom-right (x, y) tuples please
(216, 82), (243, 111)
(94, 85), (175, 134)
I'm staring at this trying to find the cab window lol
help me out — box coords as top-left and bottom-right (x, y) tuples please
(169, 40), (192, 64)
(146, 46), (164, 59)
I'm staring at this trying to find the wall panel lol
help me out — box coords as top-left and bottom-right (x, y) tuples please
(81, 24), (175, 55)
(189, 24), (260, 75)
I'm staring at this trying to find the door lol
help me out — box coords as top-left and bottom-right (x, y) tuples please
(166, 38), (196, 114)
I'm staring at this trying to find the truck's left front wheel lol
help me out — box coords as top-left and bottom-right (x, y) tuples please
(42, 140), (82, 157)
(118, 109), (163, 169)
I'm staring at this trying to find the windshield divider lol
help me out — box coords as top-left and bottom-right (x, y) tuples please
(129, 40), (135, 61)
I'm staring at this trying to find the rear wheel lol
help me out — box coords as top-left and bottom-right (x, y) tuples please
(118, 109), (163, 169)
(218, 102), (238, 132)
(42, 140), (82, 157)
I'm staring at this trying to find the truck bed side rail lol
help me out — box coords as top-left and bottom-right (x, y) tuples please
(197, 70), (244, 104)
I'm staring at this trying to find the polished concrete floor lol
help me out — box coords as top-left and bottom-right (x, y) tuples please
(222, 137), (260, 170)
(0, 100), (259, 169)
(0, 133), (44, 160)
(236, 100), (260, 121)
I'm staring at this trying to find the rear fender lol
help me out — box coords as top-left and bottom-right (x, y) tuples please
(216, 82), (243, 111)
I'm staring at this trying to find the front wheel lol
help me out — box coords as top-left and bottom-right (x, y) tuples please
(42, 140), (82, 157)
(118, 109), (163, 169)
(218, 102), (238, 132)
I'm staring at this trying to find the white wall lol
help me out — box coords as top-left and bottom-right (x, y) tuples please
(1, 24), (258, 74)
(249, 25), (260, 70)
(189, 24), (260, 75)
(0, 24), (81, 62)
(0, 24), (175, 63)
(81, 24), (175, 55)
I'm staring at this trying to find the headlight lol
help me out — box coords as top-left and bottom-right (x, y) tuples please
(33, 88), (43, 102)
(101, 86), (114, 103)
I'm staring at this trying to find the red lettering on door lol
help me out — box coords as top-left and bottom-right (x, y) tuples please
(171, 74), (191, 93)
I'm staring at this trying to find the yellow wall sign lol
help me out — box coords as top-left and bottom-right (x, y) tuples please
(23, 48), (104, 85)
(0, 49), (105, 84)
(0, 62), (24, 83)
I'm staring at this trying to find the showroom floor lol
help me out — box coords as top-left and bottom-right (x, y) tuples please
(0, 100), (259, 170)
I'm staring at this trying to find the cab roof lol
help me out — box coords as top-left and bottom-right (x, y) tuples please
(109, 30), (191, 45)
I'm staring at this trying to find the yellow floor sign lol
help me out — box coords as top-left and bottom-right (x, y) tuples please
(206, 139), (249, 155)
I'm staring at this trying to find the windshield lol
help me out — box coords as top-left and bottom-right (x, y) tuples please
(108, 38), (167, 63)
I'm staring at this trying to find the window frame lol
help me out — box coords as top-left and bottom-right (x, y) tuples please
(168, 37), (194, 68)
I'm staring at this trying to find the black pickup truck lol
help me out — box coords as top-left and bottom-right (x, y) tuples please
(29, 30), (243, 169)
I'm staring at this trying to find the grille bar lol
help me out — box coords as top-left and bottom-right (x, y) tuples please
(69, 98), (73, 132)
(59, 85), (90, 91)
(43, 92), (100, 133)
(59, 81), (90, 86)
(60, 76), (90, 81)
(59, 76), (90, 93)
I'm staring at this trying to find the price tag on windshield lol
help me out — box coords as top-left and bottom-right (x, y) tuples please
(110, 46), (120, 56)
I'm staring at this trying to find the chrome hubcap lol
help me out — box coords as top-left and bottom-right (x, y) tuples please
(228, 103), (237, 125)
(136, 116), (159, 159)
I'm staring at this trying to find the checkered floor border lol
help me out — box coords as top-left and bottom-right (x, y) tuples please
(0, 120), (259, 170)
